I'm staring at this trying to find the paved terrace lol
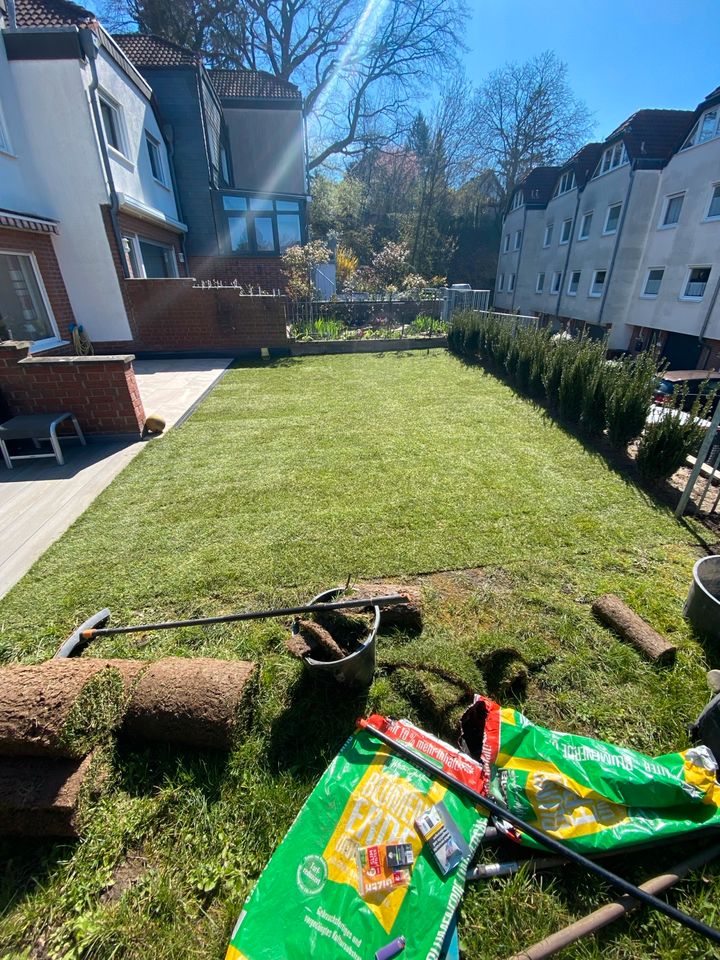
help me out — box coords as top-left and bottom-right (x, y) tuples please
(0, 358), (231, 599)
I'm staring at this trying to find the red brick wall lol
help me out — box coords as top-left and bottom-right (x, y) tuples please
(121, 279), (288, 352)
(0, 227), (76, 341)
(188, 255), (287, 292)
(0, 342), (145, 435)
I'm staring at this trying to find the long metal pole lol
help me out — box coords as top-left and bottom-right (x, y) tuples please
(81, 595), (406, 640)
(506, 842), (720, 960)
(361, 721), (720, 945)
(675, 400), (720, 517)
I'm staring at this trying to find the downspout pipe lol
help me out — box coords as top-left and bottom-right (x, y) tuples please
(597, 162), (635, 330)
(509, 204), (528, 314)
(698, 272), (720, 355)
(79, 27), (129, 278)
(6, 0), (17, 29)
(161, 121), (190, 277)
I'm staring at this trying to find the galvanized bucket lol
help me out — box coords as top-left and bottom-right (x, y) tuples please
(683, 556), (720, 642)
(303, 586), (380, 688)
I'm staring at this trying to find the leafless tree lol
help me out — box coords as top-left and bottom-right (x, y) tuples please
(99, 0), (466, 172)
(472, 51), (594, 210)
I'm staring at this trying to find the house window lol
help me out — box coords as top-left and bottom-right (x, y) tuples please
(543, 224), (553, 247)
(0, 252), (57, 342)
(223, 195), (303, 255)
(706, 184), (720, 219)
(554, 170), (576, 197)
(99, 93), (127, 156)
(592, 142), (629, 178)
(661, 194), (684, 227)
(511, 191), (523, 210)
(560, 219), (573, 244)
(604, 203), (622, 235)
(145, 132), (167, 185)
(567, 270), (581, 296)
(498, 273), (504, 291)
(682, 266), (711, 300)
(589, 269), (607, 297)
(514, 230), (522, 250)
(682, 109), (720, 149)
(123, 235), (178, 278)
(508, 273), (515, 292)
(536, 273), (545, 293)
(0, 103), (9, 154)
(220, 145), (231, 186)
(579, 211), (593, 240)
(503, 234), (510, 253)
(642, 269), (664, 297)
(550, 271), (562, 294)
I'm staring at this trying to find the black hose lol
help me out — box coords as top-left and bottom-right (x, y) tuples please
(361, 721), (720, 945)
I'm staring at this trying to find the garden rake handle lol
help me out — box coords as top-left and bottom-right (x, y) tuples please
(80, 595), (406, 640)
(360, 721), (720, 946)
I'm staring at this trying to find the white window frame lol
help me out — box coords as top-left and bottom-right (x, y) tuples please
(592, 142), (629, 178)
(659, 193), (684, 229)
(704, 183), (720, 221)
(554, 170), (576, 197)
(497, 273), (504, 292)
(567, 270), (581, 296)
(511, 191), (524, 211)
(681, 109), (720, 150)
(123, 234), (179, 279)
(589, 269), (607, 298)
(98, 90), (130, 160)
(514, 229), (522, 250)
(145, 131), (168, 187)
(503, 234), (510, 253)
(508, 273), (516, 293)
(0, 99), (12, 156)
(543, 224), (553, 247)
(0, 249), (60, 342)
(603, 203), (622, 235)
(578, 211), (593, 240)
(536, 273), (545, 294)
(559, 218), (573, 245)
(641, 268), (664, 299)
(680, 265), (711, 301)
(550, 271), (562, 295)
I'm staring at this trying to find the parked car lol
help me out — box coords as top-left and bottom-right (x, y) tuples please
(653, 370), (720, 413)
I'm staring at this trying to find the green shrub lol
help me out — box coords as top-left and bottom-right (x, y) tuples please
(605, 350), (659, 447)
(581, 361), (610, 435)
(636, 384), (719, 482)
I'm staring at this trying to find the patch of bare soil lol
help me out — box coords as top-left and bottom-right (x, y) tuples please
(100, 851), (148, 904)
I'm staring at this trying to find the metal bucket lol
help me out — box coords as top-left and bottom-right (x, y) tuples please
(303, 586), (380, 688)
(683, 556), (720, 641)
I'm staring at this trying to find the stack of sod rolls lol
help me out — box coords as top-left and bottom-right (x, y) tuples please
(0, 657), (256, 837)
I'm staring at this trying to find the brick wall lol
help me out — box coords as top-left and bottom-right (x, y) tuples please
(0, 341), (145, 435)
(120, 279), (288, 353)
(188, 255), (287, 292)
(0, 227), (76, 341)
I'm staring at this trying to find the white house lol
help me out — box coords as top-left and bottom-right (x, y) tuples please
(0, 0), (186, 349)
(493, 97), (720, 367)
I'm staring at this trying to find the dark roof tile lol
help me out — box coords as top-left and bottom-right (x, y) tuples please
(208, 68), (301, 101)
(112, 33), (200, 67)
(13, 0), (96, 28)
(605, 109), (695, 160)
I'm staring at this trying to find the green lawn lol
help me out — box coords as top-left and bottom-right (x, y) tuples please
(0, 351), (717, 959)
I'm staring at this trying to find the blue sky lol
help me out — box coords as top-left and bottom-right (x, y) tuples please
(462, 0), (718, 140)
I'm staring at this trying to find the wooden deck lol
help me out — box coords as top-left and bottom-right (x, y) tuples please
(0, 358), (231, 599)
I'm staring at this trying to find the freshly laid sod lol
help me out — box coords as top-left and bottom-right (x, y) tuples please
(0, 351), (717, 959)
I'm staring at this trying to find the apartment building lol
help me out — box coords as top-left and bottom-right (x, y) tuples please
(495, 89), (720, 366)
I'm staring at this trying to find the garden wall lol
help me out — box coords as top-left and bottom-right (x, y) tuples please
(0, 341), (145, 436)
(120, 280), (289, 354)
(294, 299), (441, 327)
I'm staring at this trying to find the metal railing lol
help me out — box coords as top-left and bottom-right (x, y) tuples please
(440, 287), (491, 322)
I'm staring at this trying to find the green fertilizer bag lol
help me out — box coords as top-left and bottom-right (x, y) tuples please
(225, 718), (487, 960)
(460, 696), (720, 854)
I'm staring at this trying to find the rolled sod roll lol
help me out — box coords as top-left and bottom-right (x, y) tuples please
(0, 661), (128, 758)
(592, 594), (677, 665)
(0, 750), (107, 837)
(354, 581), (423, 631)
(122, 658), (257, 749)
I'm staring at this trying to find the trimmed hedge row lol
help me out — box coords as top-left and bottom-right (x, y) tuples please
(449, 311), (715, 481)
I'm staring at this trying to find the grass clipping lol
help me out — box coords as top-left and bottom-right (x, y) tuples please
(0, 661), (126, 758)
